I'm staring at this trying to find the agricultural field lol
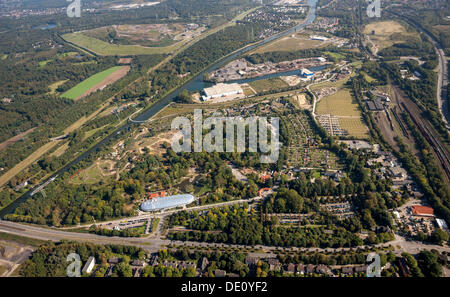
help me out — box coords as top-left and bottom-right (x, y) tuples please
(316, 89), (360, 117)
(363, 20), (419, 51)
(338, 118), (369, 139)
(62, 66), (129, 100)
(316, 88), (368, 139)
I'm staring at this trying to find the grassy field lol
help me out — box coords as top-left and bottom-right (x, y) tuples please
(62, 32), (187, 56)
(1, 54), (7, 60)
(249, 77), (289, 93)
(316, 89), (360, 117)
(0, 97), (114, 188)
(316, 87), (368, 139)
(338, 118), (369, 139)
(0, 141), (60, 187)
(363, 20), (419, 50)
(47, 80), (68, 95)
(39, 59), (52, 67)
(0, 265), (8, 276)
(62, 66), (122, 100)
(252, 32), (327, 54)
(49, 142), (69, 158)
(360, 71), (376, 82)
(323, 51), (345, 61)
(0, 232), (47, 247)
(70, 162), (110, 185)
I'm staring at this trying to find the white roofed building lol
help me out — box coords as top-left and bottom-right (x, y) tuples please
(202, 83), (243, 101)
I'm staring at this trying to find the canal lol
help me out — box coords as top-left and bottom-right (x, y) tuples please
(0, 0), (318, 217)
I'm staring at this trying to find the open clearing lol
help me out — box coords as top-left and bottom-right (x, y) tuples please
(316, 89), (360, 116)
(363, 21), (419, 50)
(251, 32), (328, 54)
(249, 77), (289, 93)
(47, 80), (68, 95)
(63, 32), (188, 56)
(70, 160), (115, 185)
(316, 89), (368, 138)
(338, 118), (369, 139)
(83, 23), (205, 48)
(62, 66), (129, 100)
(0, 128), (36, 152)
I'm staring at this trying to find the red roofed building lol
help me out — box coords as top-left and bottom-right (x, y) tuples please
(261, 175), (271, 182)
(411, 205), (434, 217)
(258, 188), (271, 196)
(148, 191), (166, 199)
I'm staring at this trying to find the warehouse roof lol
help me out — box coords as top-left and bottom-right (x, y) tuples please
(204, 83), (243, 97)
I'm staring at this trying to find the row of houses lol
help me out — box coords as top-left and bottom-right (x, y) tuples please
(245, 256), (367, 276)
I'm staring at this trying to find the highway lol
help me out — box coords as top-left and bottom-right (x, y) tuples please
(1, 219), (449, 255)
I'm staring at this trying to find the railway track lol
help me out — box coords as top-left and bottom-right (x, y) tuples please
(401, 102), (450, 180)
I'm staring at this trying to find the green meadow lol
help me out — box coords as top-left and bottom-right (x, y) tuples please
(62, 66), (121, 100)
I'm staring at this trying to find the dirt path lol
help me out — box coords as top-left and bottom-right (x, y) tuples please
(0, 127), (36, 152)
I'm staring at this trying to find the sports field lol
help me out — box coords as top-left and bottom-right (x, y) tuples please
(62, 66), (123, 100)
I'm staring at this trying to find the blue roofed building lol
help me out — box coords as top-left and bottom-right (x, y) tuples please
(140, 194), (195, 212)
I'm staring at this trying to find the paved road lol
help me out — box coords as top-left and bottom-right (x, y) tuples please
(2, 219), (449, 255)
(62, 196), (264, 230)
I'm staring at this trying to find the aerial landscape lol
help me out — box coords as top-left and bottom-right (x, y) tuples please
(0, 0), (449, 289)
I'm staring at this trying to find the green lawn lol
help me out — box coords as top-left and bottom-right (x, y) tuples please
(62, 66), (121, 100)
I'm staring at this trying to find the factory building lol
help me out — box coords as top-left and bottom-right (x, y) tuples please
(202, 83), (243, 101)
(300, 68), (314, 78)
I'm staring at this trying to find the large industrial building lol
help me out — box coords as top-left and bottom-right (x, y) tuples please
(202, 83), (243, 101)
(300, 68), (314, 78)
(140, 194), (195, 212)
